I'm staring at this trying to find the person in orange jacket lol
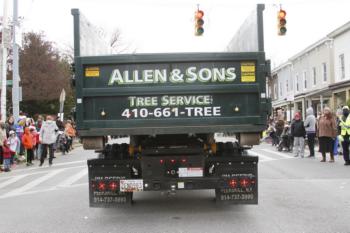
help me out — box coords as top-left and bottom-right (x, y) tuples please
(29, 126), (38, 159)
(22, 127), (34, 166)
(64, 120), (76, 151)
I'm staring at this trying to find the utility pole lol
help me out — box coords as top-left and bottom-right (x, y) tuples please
(1, 0), (9, 122)
(12, 0), (20, 122)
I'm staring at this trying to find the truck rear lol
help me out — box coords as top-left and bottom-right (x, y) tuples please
(71, 4), (270, 207)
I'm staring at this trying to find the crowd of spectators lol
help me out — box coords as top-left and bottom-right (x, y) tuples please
(0, 113), (76, 172)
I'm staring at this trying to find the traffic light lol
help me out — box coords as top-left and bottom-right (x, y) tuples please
(277, 9), (287, 35)
(194, 9), (204, 36)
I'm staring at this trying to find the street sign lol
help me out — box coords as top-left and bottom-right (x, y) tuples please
(59, 89), (66, 102)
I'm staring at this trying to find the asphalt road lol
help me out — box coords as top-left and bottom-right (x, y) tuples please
(0, 141), (350, 233)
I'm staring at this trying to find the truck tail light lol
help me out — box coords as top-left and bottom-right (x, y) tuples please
(181, 158), (187, 163)
(170, 159), (176, 163)
(98, 181), (106, 191)
(108, 181), (118, 191)
(160, 159), (164, 164)
(239, 178), (251, 188)
(228, 179), (238, 188)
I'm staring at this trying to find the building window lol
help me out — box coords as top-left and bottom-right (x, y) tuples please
(312, 67), (316, 86)
(279, 82), (282, 97)
(303, 71), (307, 89)
(296, 74), (299, 92)
(322, 62), (327, 82)
(340, 54), (345, 79)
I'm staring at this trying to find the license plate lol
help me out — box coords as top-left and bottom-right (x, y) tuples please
(119, 179), (143, 192)
(178, 167), (203, 177)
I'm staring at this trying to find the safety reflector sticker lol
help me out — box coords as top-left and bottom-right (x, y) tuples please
(241, 62), (256, 82)
(85, 67), (100, 77)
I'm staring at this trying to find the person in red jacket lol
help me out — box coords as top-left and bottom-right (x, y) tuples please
(3, 139), (14, 172)
(22, 127), (34, 166)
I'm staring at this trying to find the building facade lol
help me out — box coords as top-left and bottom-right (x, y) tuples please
(270, 21), (350, 121)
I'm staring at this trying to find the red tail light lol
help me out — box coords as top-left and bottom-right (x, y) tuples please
(98, 181), (106, 191)
(170, 159), (176, 163)
(160, 159), (164, 164)
(181, 159), (187, 163)
(240, 178), (251, 188)
(229, 179), (238, 188)
(108, 181), (118, 191)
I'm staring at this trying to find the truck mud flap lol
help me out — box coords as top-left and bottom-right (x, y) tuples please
(88, 159), (134, 207)
(213, 156), (258, 204)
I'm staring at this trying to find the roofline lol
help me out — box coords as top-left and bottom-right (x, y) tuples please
(289, 37), (332, 62)
(327, 21), (350, 38)
(271, 61), (292, 74)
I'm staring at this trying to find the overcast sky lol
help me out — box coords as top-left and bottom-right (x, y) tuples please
(1, 0), (350, 68)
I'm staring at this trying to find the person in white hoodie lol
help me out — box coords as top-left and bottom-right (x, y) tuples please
(39, 115), (58, 166)
(304, 107), (316, 157)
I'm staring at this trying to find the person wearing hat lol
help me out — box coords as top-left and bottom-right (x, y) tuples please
(291, 112), (306, 158)
(317, 107), (337, 162)
(8, 130), (19, 166)
(338, 105), (350, 165)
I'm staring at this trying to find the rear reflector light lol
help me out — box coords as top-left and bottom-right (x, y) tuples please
(240, 178), (251, 188)
(98, 181), (106, 191)
(108, 181), (118, 191)
(229, 179), (238, 188)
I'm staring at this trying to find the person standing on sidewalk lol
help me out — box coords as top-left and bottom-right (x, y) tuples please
(291, 112), (306, 158)
(39, 115), (58, 166)
(338, 106), (350, 165)
(0, 122), (7, 171)
(22, 128), (34, 166)
(304, 107), (316, 158)
(317, 107), (337, 162)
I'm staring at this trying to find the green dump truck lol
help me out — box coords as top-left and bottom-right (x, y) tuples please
(71, 4), (270, 207)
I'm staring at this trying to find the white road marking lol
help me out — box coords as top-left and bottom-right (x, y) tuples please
(248, 150), (275, 162)
(0, 174), (28, 190)
(0, 169), (66, 198)
(9, 160), (87, 174)
(0, 165), (86, 180)
(260, 149), (295, 159)
(0, 183), (88, 199)
(56, 168), (88, 187)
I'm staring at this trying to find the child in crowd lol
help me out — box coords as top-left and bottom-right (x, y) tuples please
(3, 139), (14, 172)
(22, 128), (34, 166)
(8, 130), (19, 167)
(29, 126), (38, 159)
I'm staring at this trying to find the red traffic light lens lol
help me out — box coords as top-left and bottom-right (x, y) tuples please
(196, 10), (204, 18)
(278, 10), (286, 18)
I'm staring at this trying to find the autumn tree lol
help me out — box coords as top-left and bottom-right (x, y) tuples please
(14, 32), (74, 117)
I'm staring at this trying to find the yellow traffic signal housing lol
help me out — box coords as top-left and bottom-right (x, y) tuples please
(195, 10), (204, 36)
(277, 9), (287, 35)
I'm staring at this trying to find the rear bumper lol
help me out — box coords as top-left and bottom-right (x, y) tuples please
(87, 155), (258, 206)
